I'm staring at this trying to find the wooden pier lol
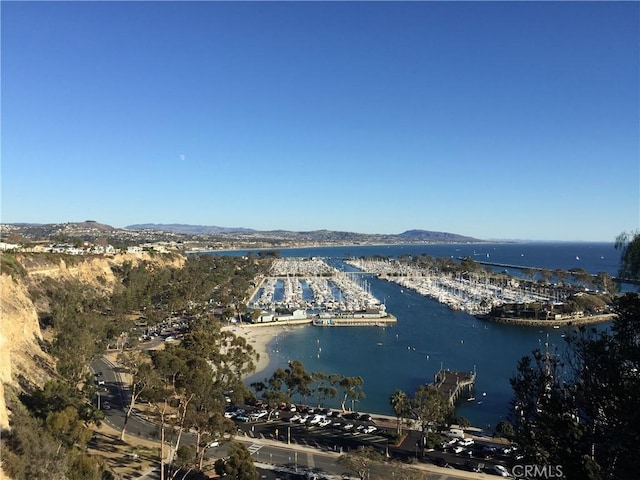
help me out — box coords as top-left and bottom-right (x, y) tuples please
(433, 368), (476, 406)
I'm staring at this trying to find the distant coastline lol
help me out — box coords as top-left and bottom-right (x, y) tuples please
(186, 240), (507, 255)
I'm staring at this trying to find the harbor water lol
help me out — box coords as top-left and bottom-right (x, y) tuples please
(211, 242), (622, 429)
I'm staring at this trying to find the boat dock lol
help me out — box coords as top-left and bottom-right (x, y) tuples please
(433, 368), (476, 406)
(312, 314), (397, 327)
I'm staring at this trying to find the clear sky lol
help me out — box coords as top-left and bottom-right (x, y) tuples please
(1, 1), (638, 242)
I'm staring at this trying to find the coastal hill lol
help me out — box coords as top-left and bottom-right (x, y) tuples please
(2, 222), (483, 249)
(0, 252), (185, 432)
(127, 223), (482, 245)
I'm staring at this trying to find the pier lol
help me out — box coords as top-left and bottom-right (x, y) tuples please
(312, 314), (397, 327)
(433, 368), (476, 406)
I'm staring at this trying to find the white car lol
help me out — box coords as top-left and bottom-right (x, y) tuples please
(298, 414), (310, 424)
(458, 437), (474, 447)
(206, 440), (219, 448)
(309, 414), (325, 425)
(493, 464), (510, 477)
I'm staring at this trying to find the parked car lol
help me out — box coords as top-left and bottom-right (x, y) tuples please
(492, 464), (510, 477)
(206, 440), (220, 448)
(102, 401), (111, 410)
(318, 418), (332, 427)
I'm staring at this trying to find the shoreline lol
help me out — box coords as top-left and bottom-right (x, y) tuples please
(185, 240), (508, 255)
(476, 313), (617, 327)
(225, 323), (291, 381)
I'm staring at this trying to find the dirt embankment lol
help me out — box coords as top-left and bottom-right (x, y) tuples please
(0, 252), (186, 431)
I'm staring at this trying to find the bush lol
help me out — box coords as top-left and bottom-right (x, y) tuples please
(0, 253), (27, 279)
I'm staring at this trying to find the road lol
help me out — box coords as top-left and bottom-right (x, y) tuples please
(91, 355), (504, 479)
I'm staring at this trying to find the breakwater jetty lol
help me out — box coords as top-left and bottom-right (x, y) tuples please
(468, 258), (638, 285)
(477, 312), (617, 327)
(433, 368), (476, 406)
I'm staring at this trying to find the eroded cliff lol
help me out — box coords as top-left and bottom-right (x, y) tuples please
(0, 252), (186, 431)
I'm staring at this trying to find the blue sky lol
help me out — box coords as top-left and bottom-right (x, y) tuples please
(1, 1), (638, 241)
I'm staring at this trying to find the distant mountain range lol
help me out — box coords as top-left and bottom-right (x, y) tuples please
(1, 221), (483, 247)
(126, 224), (481, 244)
(127, 223), (256, 235)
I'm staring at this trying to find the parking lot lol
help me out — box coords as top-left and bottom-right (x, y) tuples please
(227, 403), (520, 477)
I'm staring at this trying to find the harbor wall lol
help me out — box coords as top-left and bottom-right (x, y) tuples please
(477, 313), (616, 327)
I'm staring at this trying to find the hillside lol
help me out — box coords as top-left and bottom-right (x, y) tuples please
(126, 223), (482, 244)
(0, 251), (186, 436)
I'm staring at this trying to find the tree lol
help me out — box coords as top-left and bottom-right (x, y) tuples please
(171, 445), (196, 480)
(117, 351), (157, 441)
(595, 272), (617, 295)
(312, 371), (338, 408)
(336, 375), (366, 412)
(252, 360), (313, 408)
(409, 385), (452, 452)
(2, 400), (69, 480)
(338, 446), (383, 480)
(554, 268), (569, 286)
(148, 318), (259, 480)
(453, 416), (471, 429)
(389, 390), (410, 434)
(45, 406), (93, 449)
(570, 268), (594, 290)
(510, 293), (640, 479)
(214, 442), (258, 480)
(616, 230), (640, 284)
(494, 420), (514, 439)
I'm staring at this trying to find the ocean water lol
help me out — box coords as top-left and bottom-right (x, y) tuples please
(211, 242), (623, 429)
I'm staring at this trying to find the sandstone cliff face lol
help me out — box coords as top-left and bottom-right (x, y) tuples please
(0, 252), (186, 432)
(0, 274), (43, 430)
(18, 251), (185, 293)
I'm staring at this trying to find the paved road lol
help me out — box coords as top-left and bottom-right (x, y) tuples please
(91, 355), (500, 479)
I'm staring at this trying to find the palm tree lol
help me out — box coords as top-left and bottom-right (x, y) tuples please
(389, 390), (409, 435)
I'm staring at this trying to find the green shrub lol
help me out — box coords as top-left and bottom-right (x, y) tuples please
(0, 253), (27, 279)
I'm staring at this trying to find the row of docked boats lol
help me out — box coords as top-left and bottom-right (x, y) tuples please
(344, 258), (558, 315)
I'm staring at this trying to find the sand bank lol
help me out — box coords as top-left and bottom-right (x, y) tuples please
(225, 323), (293, 380)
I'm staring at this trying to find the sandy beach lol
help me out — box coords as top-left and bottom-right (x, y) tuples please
(225, 323), (291, 380)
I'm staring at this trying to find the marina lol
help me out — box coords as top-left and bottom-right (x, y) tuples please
(248, 257), (395, 327)
(345, 257), (560, 315)
(236, 242), (620, 429)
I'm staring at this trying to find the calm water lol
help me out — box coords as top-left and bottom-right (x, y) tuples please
(211, 242), (622, 429)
